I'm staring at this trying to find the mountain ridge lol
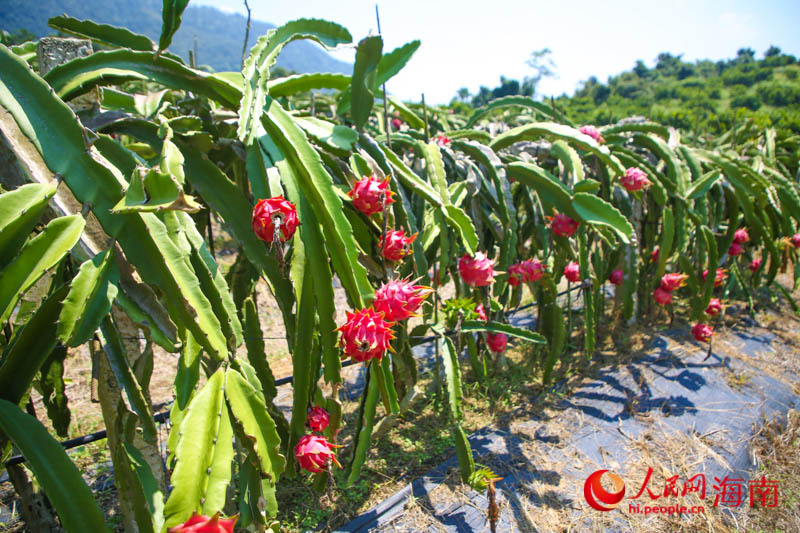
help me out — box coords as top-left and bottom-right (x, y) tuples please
(0, 0), (352, 74)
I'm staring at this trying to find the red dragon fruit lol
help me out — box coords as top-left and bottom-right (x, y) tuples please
(168, 513), (237, 533)
(487, 332), (508, 353)
(749, 257), (762, 272)
(660, 273), (688, 292)
(475, 304), (488, 321)
(458, 252), (498, 287)
(348, 175), (394, 216)
(338, 308), (395, 362)
(252, 196), (299, 243)
(294, 434), (341, 474)
(549, 213), (580, 237)
(702, 268), (728, 288)
(306, 406), (330, 432)
(621, 167), (651, 192)
(373, 278), (433, 322)
(520, 259), (546, 282)
(650, 247), (660, 263)
(733, 228), (750, 244)
(564, 262), (581, 283)
(609, 269), (624, 286)
(691, 323), (713, 343)
(579, 125), (605, 144)
(507, 263), (525, 286)
(728, 242), (744, 256)
(792, 233), (800, 248)
(653, 287), (673, 306)
(380, 229), (417, 262)
(705, 298), (722, 316)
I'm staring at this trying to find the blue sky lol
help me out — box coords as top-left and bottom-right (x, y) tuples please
(194, 0), (800, 104)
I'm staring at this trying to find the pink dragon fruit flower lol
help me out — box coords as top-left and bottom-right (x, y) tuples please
(653, 287), (673, 306)
(373, 278), (433, 322)
(733, 228), (750, 244)
(348, 175), (394, 216)
(295, 434), (341, 474)
(458, 252), (498, 287)
(337, 308), (395, 362)
(306, 406), (330, 432)
(749, 257), (762, 272)
(564, 262), (581, 283)
(549, 212), (580, 237)
(609, 269), (624, 286)
(252, 196), (300, 243)
(705, 298), (722, 316)
(579, 125), (605, 144)
(380, 229), (417, 262)
(621, 167), (651, 192)
(487, 332), (508, 353)
(691, 323), (713, 343)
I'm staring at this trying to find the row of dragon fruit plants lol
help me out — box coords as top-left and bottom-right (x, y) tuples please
(1, 5), (800, 532)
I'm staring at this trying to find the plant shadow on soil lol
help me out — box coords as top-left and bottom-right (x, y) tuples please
(280, 280), (800, 532)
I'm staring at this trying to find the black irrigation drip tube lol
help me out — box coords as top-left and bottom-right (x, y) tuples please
(2, 285), (582, 470)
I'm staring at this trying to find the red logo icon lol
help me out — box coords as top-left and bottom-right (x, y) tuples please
(584, 470), (626, 511)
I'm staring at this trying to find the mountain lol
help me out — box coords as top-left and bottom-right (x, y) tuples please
(553, 48), (800, 135)
(0, 0), (352, 74)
